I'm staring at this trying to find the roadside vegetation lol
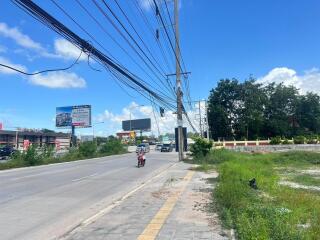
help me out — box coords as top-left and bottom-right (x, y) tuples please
(188, 139), (320, 239)
(0, 138), (127, 170)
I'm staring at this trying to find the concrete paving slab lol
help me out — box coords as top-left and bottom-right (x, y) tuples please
(65, 162), (227, 240)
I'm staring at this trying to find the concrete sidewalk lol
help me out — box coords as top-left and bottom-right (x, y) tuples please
(64, 163), (227, 240)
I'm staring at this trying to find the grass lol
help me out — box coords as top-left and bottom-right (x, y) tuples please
(190, 149), (320, 240)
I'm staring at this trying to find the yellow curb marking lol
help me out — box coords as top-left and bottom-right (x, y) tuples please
(137, 171), (195, 240)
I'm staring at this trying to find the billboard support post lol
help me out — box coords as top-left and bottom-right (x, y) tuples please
(71, 125), (76, 147)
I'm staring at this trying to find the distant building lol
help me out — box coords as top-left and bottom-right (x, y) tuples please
(0, 130), (70, 150)
(80, 135), (94, 142)
(116, 131), (137, 144)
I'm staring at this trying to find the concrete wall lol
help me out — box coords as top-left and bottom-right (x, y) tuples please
(226, 144), (320, 152)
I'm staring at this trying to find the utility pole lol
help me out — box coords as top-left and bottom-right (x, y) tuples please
(205, 100), (210, 140)
(175, 0), (183, 161)
(198, 100), (203, 137)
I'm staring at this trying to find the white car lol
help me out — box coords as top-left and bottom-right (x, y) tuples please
(155, 144), (162, 151)
(136, 143), (150, 153)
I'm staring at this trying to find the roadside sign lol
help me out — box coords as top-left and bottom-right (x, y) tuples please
(23, 140), (30, 151)
(130, 131), (136, 139)
(56, 105), (91, 128)
(55, 140), (61, 150)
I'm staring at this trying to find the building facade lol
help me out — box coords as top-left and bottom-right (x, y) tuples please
(0, 130), (70, 150)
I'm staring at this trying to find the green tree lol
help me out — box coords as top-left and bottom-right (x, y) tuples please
(208, 79), (241, 140)
(234, 79), (266, 139)
(297, 92), (320, 134)
(262, 83), (299, 137)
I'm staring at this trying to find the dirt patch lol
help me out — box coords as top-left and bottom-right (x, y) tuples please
(151, 188), (171, 200)
(279, 180), (320, 191)
(299, 169), (320, 176)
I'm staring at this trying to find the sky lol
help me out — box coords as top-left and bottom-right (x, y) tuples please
(1, 0), (320, 137)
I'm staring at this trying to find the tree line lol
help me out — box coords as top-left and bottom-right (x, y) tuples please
(207, 78), (320, 140)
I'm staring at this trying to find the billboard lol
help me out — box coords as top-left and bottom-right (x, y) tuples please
(122, 118), (151, 131)
(56, 105), (91, 128)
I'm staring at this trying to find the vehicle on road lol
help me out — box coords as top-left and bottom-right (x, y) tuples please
(155, 144), (162, 151)
(0, 146), (16, 160)
(137, 151), (146, 168)
(136, 143), (150, 153)
(161, 143), (174, 152)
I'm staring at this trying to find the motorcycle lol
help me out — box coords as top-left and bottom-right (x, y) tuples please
(137, 152), (146, 168)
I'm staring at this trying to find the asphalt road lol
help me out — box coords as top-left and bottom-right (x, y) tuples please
(0, 151), (177, 240)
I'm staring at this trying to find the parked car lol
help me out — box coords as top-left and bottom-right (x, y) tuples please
(161, 143), (174, 152)
(136, 143), (150, 153)
(0, 146), (16, 160)
(155, 144), (162, 151)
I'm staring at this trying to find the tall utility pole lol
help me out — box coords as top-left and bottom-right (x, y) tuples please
(205, 100), (210, 140)
(198, 101), (203, 137)
(175, 0), (183, 161)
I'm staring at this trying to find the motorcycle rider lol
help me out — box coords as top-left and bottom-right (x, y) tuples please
(137, 148), (146, 164)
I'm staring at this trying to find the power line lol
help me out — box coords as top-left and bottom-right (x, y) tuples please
(0, 49), (82, 75)
(12, 0), (176, 111)
(100, 0), (167, 78)
(113, 0), (176, 97)
(132, 0), (174, 73)
(131, 0), (176, 94)
(91, 0), (175, 99)
(74, 0), (174, 100)
(50, 0), (120, 66)
(149, 94), (161, 137)
(161, 0), (192, 107)
(152, 0), (184, 74)
(113, 0), (167, 76)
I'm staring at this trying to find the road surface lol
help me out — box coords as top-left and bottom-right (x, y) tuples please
(0, 151), (177, 240)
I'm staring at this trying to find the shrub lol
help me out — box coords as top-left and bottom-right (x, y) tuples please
(214, 142), (223, 147)
(78, 141), (97, 158)
(22, 145), (43, 166)
(190, 137), (212, 158)
(270, 137), (281, 145)
(306, 135), (318, 144)
(293, 136), (305, 144)
(99, 138), (126, 155)
(281, 138), (292, 145)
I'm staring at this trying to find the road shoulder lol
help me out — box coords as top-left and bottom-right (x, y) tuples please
(65, 162), (227, 240)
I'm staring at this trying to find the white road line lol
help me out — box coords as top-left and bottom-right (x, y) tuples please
(11, 169), (70, 181)
(71, 173), (99, 182)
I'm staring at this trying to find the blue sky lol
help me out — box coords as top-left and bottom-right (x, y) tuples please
(1, 0), (320, 136)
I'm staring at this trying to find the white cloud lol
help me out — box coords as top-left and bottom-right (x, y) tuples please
(258, 67), (320, 94)
(0, 22), (89, 63)
(0, 22), (44, 52)
(0, 56), (27, 74)
(96, 101), (201, 136)
(29, 72), (86, 88)
(54, 38), (86, 61)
